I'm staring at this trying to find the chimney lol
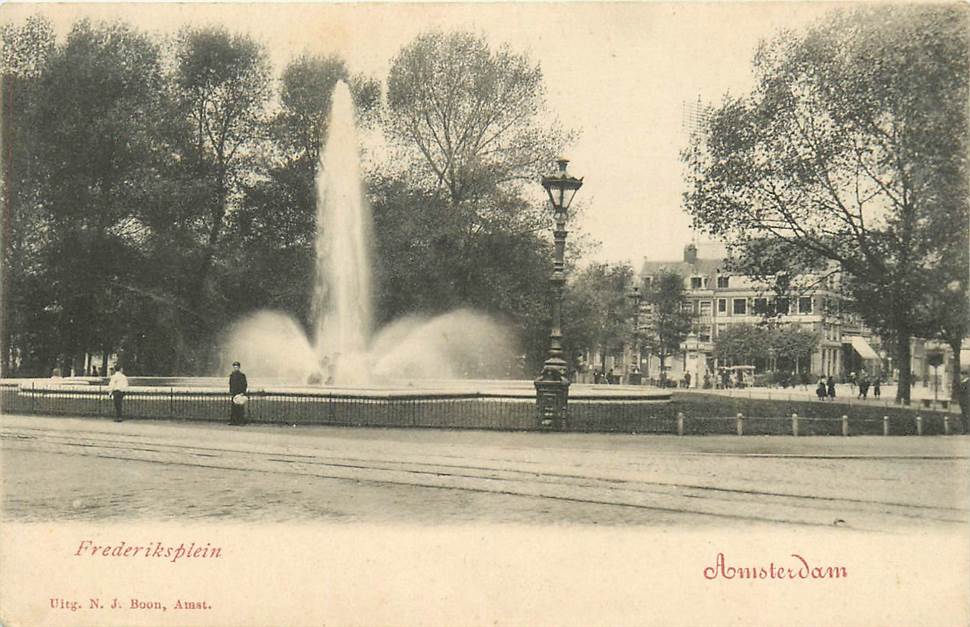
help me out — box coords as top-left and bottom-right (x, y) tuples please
(684, 243), (698, 264)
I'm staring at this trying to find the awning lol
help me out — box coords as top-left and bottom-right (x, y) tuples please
(849, 336), (880, 361)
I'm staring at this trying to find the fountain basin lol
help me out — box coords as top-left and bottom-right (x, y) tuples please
(0, 378), (672, 433)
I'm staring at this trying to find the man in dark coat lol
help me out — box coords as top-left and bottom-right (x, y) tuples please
(228, 361), (248, 425)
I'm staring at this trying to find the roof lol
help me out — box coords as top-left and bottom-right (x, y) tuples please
(640, 258), (723, 278)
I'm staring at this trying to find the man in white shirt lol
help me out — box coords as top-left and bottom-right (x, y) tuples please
(107, 365), (129, 422)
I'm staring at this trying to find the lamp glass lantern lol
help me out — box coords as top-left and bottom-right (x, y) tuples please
(541, 158), (583, 214)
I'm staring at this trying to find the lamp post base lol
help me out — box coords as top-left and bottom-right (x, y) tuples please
(535, 376), (569, 430)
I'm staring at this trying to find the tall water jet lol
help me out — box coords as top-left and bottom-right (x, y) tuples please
(314, 81), (373, 382)
(218, 80), (524, 384)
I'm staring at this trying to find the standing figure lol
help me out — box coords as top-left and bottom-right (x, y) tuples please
(816, 377), (827, 401)
(873, 376), (881, 398)
(108, 366), (129, 422)
(228, 361), (249, 425)
(826, 375), (836, 400)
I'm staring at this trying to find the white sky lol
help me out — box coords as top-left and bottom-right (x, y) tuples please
(3, 2), (839, 266)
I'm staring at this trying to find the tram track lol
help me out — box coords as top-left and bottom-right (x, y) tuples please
(3, 422), (967, 529)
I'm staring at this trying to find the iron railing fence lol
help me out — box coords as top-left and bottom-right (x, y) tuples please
(0, 382), (962, 435)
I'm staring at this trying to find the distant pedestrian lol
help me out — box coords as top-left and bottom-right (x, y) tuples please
(228, 361), (248, 425)
(607, 368), (615, 385)
(848, 371), (856, 394)
(107, 365), (128, 422)
(826, 375), (836, 400)
(816, 378), (827, 401)
(684, 372), (692, 389)
(873, 377), (881, 398)
(858, 374), (870, 400)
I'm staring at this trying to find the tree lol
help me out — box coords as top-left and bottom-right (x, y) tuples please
(714, 324), (766, 368)
(386, 30), (570, 206)
(766, 325), (819, 375)
(13, 19), (171, 375)
(380, 30), (575, 368)
(561, 262), (636, 374)
(1, 16), (56, 374)
(684, 5), (968, 404)
(640, 270), (694, 382)
(172, 27), (271, 316)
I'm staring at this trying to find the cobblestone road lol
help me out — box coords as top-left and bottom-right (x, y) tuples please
(2, 414), (968, 529)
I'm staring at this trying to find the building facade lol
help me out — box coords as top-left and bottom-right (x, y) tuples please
(636, 243), (882, 387)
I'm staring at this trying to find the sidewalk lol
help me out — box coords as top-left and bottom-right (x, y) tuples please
(683, 382), (962, 412)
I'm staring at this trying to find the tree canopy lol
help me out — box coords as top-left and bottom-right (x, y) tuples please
(684, 5), (969, 403)
(0, 19), (578, 377)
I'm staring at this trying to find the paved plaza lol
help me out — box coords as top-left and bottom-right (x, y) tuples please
(2, 413), (967, 529)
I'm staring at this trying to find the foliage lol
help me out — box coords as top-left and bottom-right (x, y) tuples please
(0, 19), (577, 377)
(386, 30), (569, 205)
(766, 325), (819, 372)
(713, 324), (765, 367)
(562, 262), (636, 373)
(172, 27), (272, 315)
(640, 270), (694, 376)
(684, 5), (969, 402)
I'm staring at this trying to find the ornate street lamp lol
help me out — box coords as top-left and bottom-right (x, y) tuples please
(536, 158), (583, 430)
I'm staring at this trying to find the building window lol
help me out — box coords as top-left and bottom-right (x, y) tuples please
(775, 298), (790, 315)
(717, 276), (730, 288)
(700, 301), (712, 316)
(690, 276), (702, 289)
(717, 298), (727, 313)
(699, 326), (712, 342)
(733, 298), (747, 315)
(753, 298), (770, 315)
(799, 297), (813, 314)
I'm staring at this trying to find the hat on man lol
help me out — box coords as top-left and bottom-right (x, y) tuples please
(232, 361), (241, 367)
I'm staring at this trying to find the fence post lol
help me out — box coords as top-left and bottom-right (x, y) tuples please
(736, 412), (744, 436)
(883, 415), (889, 437)
(30, 382), (35, 413)
(842, 414), (849, 437)
(916, 415), (923, 436)
(169, 388), (174, 419)
(944, 415), (950, 436)
(676, 411), (684, 436)
(791, 413), (799, 437)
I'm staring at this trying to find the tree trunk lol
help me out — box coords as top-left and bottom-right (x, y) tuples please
(895, 330), (912, 405)
(947, 337), (967, 430)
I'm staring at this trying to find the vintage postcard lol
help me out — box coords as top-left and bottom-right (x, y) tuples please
(1, 2), (968, 625)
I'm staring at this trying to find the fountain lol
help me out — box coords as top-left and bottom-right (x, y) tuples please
(0, 81), (670, 431)
(218, 81), (521, 385)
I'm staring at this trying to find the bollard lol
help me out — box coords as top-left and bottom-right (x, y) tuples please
(916, 415), (923, 436)
(792, 412), (799, 437)
(676, 411), (685, 436)
(944, 415), (950, 436)
(842, 414), (849, 437)
(736, 412), (744, 436)
(883, 416), (889, 437)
